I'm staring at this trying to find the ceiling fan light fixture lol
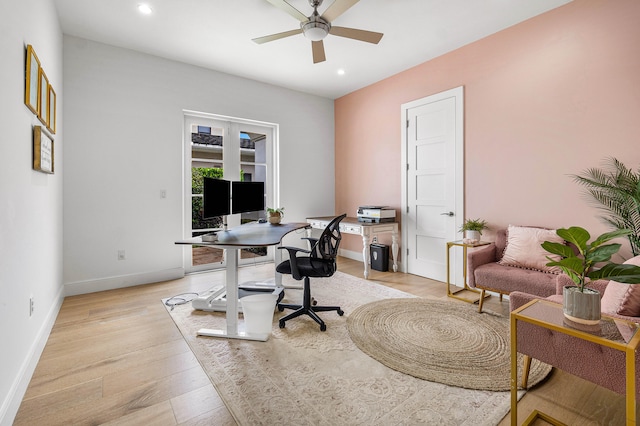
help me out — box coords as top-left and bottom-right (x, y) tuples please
(257, 0), (383, 64)
(137, 3), (153, 15)
(301, 17), (330, 41)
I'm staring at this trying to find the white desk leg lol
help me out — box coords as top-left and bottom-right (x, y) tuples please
(225, 249), (239, 335)
(362, 234), (371, 279)
(274, 244), (283, 287)
(391, 230), (399, 272)
(197, 248), (269, 341)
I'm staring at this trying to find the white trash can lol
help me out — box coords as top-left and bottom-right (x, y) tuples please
(240, 293), (278, 335)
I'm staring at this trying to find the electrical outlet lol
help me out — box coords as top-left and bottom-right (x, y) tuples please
(118, 250), (126, 260)
(30, 295), (34, 316)
(160, 189), (167, 199)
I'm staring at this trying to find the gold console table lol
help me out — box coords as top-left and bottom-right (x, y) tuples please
(446, 240), (491, 304)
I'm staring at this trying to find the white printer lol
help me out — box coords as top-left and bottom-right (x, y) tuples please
(356, 206), (396, 223)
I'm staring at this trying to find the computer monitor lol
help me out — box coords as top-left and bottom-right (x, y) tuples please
(231, 181), (265, 214)
(202, 178), (231, 219)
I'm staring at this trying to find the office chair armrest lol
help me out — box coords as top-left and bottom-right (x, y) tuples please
(301, 237), (320, 257)
(278, 246), (312, 280)
(278, 246), (312, 255)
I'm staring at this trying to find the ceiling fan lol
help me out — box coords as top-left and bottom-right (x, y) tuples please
(253, 0), (384, 64)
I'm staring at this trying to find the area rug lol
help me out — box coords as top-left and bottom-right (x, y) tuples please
(347, 298), (551, 391)
(164, 271), (546, 425)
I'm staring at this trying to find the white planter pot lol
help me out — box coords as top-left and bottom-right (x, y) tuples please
(563, 285), (601, 325)
(463, 230), (481, 244)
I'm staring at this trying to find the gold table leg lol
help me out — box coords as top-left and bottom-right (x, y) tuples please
(446, 242), (491, 305)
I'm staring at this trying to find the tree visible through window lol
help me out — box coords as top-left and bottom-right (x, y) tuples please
(192, 166), (224, 233)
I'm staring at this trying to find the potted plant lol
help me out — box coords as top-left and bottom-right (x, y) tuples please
(542, 226), (640, 325)
(266, 207), (284, 225)
(572, 157), (640, 256)
(459, 218), (488, 243)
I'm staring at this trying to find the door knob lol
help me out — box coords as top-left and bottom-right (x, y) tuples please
(440, 212), (454, 216)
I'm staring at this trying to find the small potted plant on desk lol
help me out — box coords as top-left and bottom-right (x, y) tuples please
(542, 226), (640, 325)
(266, 207), (284, 225)
(459, 218), (488, 244)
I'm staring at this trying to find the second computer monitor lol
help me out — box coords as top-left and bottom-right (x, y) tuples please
(231, 181), (265, 214)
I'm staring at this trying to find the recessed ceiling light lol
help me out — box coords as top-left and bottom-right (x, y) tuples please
(137, 4), (153, 14)
(337, 69), (346, 76)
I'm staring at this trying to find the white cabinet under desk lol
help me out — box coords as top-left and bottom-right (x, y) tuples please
(306, 216), (399, 279)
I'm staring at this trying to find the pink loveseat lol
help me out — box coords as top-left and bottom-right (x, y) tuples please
(510, 274), (640, 398)
(467, 228), (559, 312)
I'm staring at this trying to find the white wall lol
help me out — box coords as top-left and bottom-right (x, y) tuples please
(63, 36), (335, 294)
(0, 0), (64, 424)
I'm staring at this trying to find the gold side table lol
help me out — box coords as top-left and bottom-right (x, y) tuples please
(510, 299), (640, 426)
(446, 240), (491, 304)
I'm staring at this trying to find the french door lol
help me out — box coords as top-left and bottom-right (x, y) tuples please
(183, 111), (278, 273)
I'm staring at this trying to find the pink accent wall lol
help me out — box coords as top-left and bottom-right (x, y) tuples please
(335, 0), (640, 258)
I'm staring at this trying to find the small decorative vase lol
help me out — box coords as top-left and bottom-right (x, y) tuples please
(268, 213), (282, 225)
(562, 286), (601, 325)
(463, 230), (481, 244)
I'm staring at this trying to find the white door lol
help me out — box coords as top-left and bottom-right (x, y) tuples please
(401, 87), (464, 283)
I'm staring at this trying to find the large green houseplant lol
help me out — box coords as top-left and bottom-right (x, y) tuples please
(542, 226), (640, 324)
(573, 157), (640, 256)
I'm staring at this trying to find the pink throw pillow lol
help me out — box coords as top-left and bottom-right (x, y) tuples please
(498, 225), (565, 273)
(601, 256), (640, 316)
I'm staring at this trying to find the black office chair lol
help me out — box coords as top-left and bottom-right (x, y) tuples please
(276, 214), (347, 331)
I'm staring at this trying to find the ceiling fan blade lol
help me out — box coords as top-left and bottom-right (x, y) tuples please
(330, 26), (383, 44)
(252, 28), (302, 44)
(265, 0), (308, 22)
(321, 0), (360, 22)
(312, 40), (326, 63)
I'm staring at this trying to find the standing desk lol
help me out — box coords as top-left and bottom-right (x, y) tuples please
(176, 221), (309, 341)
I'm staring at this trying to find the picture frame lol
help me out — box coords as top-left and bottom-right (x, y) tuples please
(47, 85), (56, 134)
(38, 68), (49, 127)
(25, 45), (41, 115)
(33, 125), (54, 174)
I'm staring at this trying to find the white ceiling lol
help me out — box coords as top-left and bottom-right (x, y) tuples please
(53, 0), (572, 99)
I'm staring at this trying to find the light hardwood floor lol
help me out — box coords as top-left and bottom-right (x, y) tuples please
(14, 257), (630, 425)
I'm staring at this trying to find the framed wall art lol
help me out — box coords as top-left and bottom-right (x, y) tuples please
(25, 45), (41, 115)
(38, 68), (49, 127)
(33, 125), (54, 174)
(47, 85), (56, 134)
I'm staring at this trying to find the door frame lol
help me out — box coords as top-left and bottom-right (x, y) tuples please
(400, 86), (464, 282)
(182, 110), (280, 273)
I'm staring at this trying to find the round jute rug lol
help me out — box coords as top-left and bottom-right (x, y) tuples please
(346, 298), (551, 391)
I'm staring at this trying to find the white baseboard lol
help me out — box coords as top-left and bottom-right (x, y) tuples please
(64, 267), (185, 296)
(338, 248), (364, 263)
(1, 285), (64, 426)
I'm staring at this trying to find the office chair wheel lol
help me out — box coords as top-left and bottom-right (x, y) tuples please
(277, 305), (285, 312)
(320, 323), (327, 332)
(279, 319), (286, 328)
(337, 309), (344, 316)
